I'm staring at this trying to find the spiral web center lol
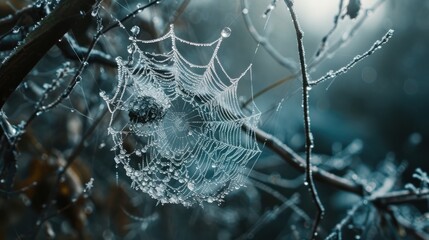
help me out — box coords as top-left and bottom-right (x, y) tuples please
(103, 25), (261, 206)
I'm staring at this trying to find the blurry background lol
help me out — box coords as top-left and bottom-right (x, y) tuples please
(0, 0), (428, 239)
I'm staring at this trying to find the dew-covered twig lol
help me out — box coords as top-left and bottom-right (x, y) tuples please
(242, 0), (386, 107)
(284, 1), (324, 238)
(325, 200), (366, 240)
(251, 180), (310, 222)
(39, 0), (160, 113)
(0, 4), (45, 33)
(311, 0), (386, 66)
(0, 0), (96, 108)
(57, 34), (116, 67)
(371, 189), (429, 206)
(245, 124), (365, 195)
(310, 29), (394, 86)
(314, 0), (344, 58)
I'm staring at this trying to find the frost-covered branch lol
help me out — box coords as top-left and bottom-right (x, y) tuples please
(314, 0), (344, 57)
(39, 0), (160, 113)
(57, 34), (116, 67)
(284, 1), (324, 238)
(0, 0), (96, 109)
(243, 0), (387, 107)
(247, 124), (365, 195)
(310, 29), (394, 86)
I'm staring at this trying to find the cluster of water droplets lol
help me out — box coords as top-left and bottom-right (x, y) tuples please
(103, 25), (261, 206)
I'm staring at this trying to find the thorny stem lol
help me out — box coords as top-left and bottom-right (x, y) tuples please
(284, 1), (324, 239)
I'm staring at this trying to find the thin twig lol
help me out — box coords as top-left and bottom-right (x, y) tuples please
(314, 0), (344, 57)
(242, 0), (386, 107)
(23, 1), (161, 128)
(0, 0), (96, 108)
(242, 72), (297, 107)
(0, 4), (44, 29)
(284, 1), (324, 238)
(310, 29), (394, 86)
(244, 124), (365, 195)
(241, 0), (297, 72)
(371, 189), (429, 206)
(57, 34), (116, 67)
(325, 200), (366, 240)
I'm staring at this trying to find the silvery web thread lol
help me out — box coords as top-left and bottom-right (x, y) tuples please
(102, 25), (261, 206)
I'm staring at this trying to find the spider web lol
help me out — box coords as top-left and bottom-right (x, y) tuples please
(102, 25), (261, 206)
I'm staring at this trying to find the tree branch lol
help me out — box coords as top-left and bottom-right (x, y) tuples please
(0, 0), (96, 109)
(284, 1), (324, 238)
(247, 125), (365, 195)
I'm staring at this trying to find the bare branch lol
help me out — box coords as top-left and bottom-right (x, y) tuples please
(284, 1), (324, 238)
(40, 0), (160, 113)
(371, 189), (429, 206)
(57, 34), (116, 67)
(246, 124), (364, 195)
(0, 0), (96, 108)
(314, 0), (344, 57)
(310, 29), (394, 86)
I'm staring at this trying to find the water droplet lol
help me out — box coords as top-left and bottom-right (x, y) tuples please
(187, 182), (195, 191)
(221, 27), (231, 38)
(242, 8), (249, 14)
(91, 10), (98, 17)
(12, 27), (20, 34)
(127, 45), (134, 53)
(131, 25), (140, 36)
